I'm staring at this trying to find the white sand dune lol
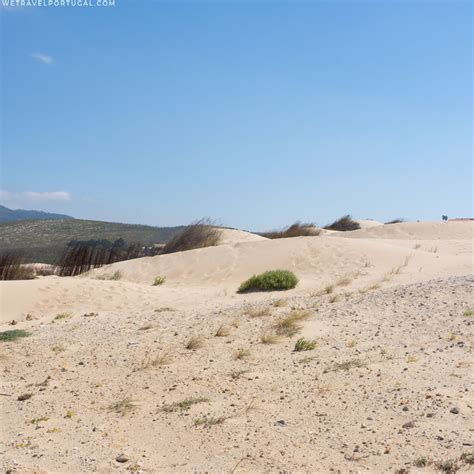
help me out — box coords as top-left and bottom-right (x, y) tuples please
(1, 221), (473, 472)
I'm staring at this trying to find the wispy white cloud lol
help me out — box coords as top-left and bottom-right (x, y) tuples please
(1, 190), (71, 203)
(31, 52), (54, 65)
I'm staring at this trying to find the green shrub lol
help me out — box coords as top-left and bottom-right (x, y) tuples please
(153, 275), (166, 286)
(0, 329), (30, 342)
(238, 270), (298, 293)
(294, 337), (318, 351)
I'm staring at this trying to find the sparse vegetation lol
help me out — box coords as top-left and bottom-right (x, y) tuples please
(294, 337), (318, 351)
(108, 398), (136, 416)
(0, 329), (30, 342)
(260, 333), (280, 344)
(215, 325), (230, 337)
(229, 369), (249, 380)
(160, 219), (220, 254)
(238, 270), (298, 293)
(245, 306), (271, 317)
(329, 294), (340, 303)
(272, 298), (287, 307)
(153, 275), (166, 286)
(194, 416), (227, 427)
(140, 351), (171, 368)
(160, 397), (209, 413)
(0, 252), (35, 280)
(328, 359), (366, 372)
(273, 310), (311, 337)
(234, 348), (251, 360)
(463, 309), (474, 317)
(262, 222), (321, 239)
(185, 336), (205, 350)
(54, 311), (73, 321)
(29, 416), (49, 425)
(324, 215), (361, 232)
(385, 218), (404, 224)
(0, 219), (185, 264)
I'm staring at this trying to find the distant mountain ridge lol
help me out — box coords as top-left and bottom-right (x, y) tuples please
(0, 205), (74, 222)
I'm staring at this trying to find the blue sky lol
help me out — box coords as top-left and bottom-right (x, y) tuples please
(1, 0), (472, 231)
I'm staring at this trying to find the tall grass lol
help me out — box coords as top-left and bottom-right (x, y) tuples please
(262, 222), (321, 239)
(324, 215), (361, 232)
(160, 219), (221, 254)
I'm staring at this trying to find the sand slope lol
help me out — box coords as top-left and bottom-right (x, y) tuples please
(1, 221), (473, 472)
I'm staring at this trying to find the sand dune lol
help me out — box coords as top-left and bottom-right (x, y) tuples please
(1, 221), (473, 472)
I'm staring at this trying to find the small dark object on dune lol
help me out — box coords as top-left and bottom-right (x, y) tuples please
(385, 218), (405, 224)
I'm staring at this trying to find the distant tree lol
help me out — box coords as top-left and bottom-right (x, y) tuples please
(442, 215), (448, 221)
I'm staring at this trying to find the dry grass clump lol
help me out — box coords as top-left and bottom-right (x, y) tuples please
(108, 397), (136, 416)
(260, 333), (281, 344)
(238, 270), (298, 293)
(54, 312), (73, 321)
(234, 348), (251, 360)
(194, 416), (227, 427)
(0, 253), (35, 280)
(160, 397), (209, 413)
(463, 309), (474, 317)
(324, 215), (361, 232)
(185, 336), (205, 350)
(328, 358), (366, 372)
(273, 310), (311, 337)
(140, 350), (171, 369)
(272, 298), (287, 307)
(160, 219), (220, 254)
(245, 306), (271, 317)
(215, 325), (230, 337)
(262, 222), (321, 239)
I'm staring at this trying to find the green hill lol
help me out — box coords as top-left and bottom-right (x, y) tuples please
(0, 205), (74, 222)
(0, 219), (185, 264)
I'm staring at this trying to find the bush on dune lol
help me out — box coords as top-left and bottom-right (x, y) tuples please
(160, 219), (221, 254)
(262, 222), (321, 239)
(385, 218), (405, 224)
(238, 270), (298, 293)
(324, 215), (361, 232)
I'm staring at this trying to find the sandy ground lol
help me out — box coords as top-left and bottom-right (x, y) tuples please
(0, 221), (473, 472)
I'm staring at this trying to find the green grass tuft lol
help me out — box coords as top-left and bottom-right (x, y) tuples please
(238, 270), (298, 293)
(0, 329), (30, 342)
(153, 275), (166, 286)
(294, 337), (318, 351)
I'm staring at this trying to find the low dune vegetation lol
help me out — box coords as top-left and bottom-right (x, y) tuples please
(261, 221), (321, 239)
(238, 270), (298, 293)
(324, 214), (361, 232)
(160, 219), (221, 254)
(0, 329), (30, 342)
